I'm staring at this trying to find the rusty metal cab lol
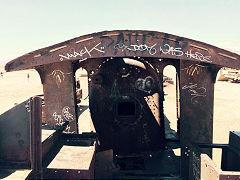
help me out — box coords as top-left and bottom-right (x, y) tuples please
(1, 30), (240, 179)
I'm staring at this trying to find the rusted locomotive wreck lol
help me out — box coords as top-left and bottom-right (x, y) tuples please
(1, 30), (240, 179)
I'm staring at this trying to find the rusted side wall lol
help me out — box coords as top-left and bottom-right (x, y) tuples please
(179, 60), (215, 177)
(37, 61), (77, 134)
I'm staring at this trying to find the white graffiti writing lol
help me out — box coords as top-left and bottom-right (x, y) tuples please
(52, 106), (75, 133)
(63, 125), (75, 134)
(58, 40), (212, 63)
(62, 106), (74, 121)
(182, 83), (207, 104)
(160, 44), (184, 56)
(53, 112), (64, 126)
(114, 43), (157, 55)
(185, 50), (211, 63)
(114, 43), (211, 63)
(59, 42), (104, 61)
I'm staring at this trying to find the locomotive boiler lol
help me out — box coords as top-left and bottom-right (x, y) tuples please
(88, 58), (165, 155)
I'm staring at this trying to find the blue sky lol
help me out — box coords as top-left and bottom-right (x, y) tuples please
(1, 0), (240, 64)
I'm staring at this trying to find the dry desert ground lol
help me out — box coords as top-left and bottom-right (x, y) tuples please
(0, 64), (240, 168)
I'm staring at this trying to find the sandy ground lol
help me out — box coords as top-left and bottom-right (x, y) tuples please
(0, 65), (43, 114)
(1, 64), (240, 168)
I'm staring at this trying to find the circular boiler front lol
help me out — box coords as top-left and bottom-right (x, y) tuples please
(89, 58), (165, 154)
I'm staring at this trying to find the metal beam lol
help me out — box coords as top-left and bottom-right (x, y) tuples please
(5, 30), (240, 72)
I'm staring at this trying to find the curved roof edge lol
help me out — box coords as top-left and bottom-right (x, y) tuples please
(5, 30), (240, 71)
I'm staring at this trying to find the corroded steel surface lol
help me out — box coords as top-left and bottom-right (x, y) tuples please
(0, 97), (42, 170)
(5, 30), (240, 72)
(179, 60), (216, 177)
(0, 100), (31, 166)
(84, 58), (165, 153)
(37, 61), (77, 134)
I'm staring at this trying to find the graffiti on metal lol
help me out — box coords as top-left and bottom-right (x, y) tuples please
(58, 32), (211, 63)
(48, 70), (71, 88)
(62, 106), (74, 121)
(52, 106), (75, 133)
(181, 64), (208, 77)
(182, 83), (207, 105)
(59, 42), (104, 61)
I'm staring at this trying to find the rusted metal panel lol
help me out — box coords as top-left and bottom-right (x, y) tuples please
(180, 60), (215, 147)
(42, 130), (61, 160)
(5, 30), (240, 72)
(0, 97), (42, 170)
(0, 99), (31, 168)
(30, 133), (97, 180)
(219, 172), (240, 180)
(37, 61), (78, 134)
(179, 60), (216, 178)
(229, 131), (240, 152)
(222, 131), (240, 171)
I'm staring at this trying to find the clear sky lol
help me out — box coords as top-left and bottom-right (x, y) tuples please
(0, 0), (240, 64)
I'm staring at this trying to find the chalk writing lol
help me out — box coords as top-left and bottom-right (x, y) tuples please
(181, 64), (208, 76)
(182, 83), (206, 104)
(59, 42), (104, 61)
